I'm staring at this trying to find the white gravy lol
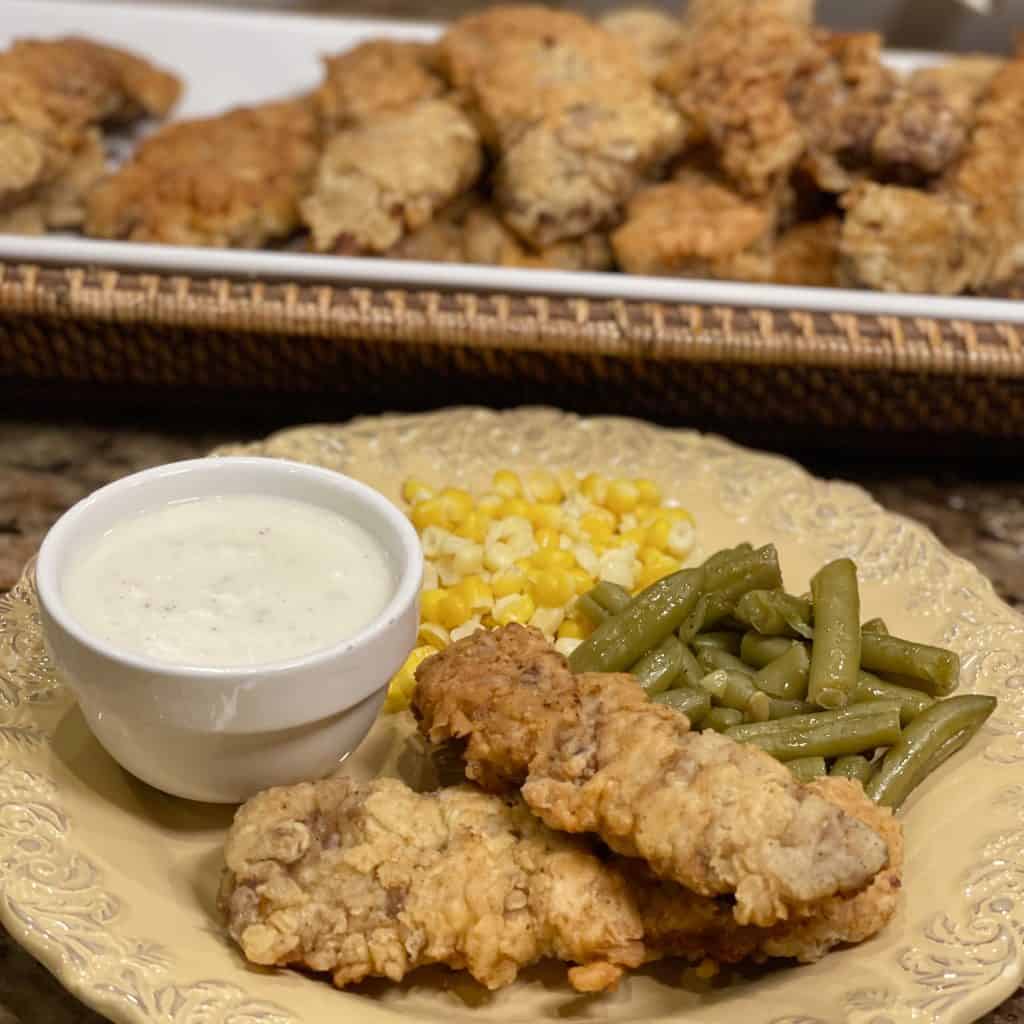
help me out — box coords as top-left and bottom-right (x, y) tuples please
(62, 494), (394, 667)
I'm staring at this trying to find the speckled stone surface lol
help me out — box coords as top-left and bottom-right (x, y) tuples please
(0, 419), (1022, 1024)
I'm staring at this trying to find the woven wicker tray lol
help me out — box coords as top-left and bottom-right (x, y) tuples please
(3, 262), (1024, 438)
(3, 2), (1024, 438)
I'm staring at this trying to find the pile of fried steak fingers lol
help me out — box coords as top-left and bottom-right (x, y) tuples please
(219, 624), (902, 994)
(6, 0), (1024, 295)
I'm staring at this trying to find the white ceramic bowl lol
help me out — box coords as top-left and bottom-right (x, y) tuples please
(35, 456), (422, 803)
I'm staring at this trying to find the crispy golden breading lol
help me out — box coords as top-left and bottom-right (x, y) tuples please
(439, 6), (686, 246)
(660, 2), (823, 196)
(414, 625), (889, 929)
(872, 56), (1003, 178)
(611, 178), (773, 278)
(0, 37), (180, 234)
(768, 216), (841, 286)
(681, 0), (815, 31)
(597, 9), (684, 79)
(1, 37), (180, 125)
(841, 55), (1024, 294)
(793, 31), (898, 192)
(84, 98), (319, 247)
(219, 776), (646, 992)
(636, 777), (903, 964)
(838, 182), (986, 293)
(390, 194), (614, 270)
(315, 40), (445, 132)
(302, 98), (483, 253)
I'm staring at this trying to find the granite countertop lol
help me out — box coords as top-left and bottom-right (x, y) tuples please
(0, 419), (1022, 1024)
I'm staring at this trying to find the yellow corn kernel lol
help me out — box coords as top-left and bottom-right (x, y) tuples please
(492, 469), (523, 498)
(569, 567), (596, 594)
(633, 502), (656, 525)
(439, 487), (474, 523)
(527, 503), (563, 530)
(558, 618), (586, 639)
(402, 477), (434, 504)
(493, 592), (536, 625)
(557, 468), (580, 494)
(420, 588), (448, 623)
(492, 569), (527, 598)
(477, 493), (504, 516)
(456, 575), (493, 612)
(533, 548), (575, 569)
(618, 526), (647, 548)
(580, 472), (608, 505)
(411, 497), (450, 531)
(530, 569), (576, 607)
(580, 511), (615, 542)
(500, 497), (531, 520)
(526, 470), (563, 504)
(534, 528), (563, 551)
(437, 592), (471, 631)
(455, 510), (491, 543)
(640, 545), (676, 568)
(417, 622), (449, 649)
(605, 479), (640, 517)
(635, 478), (662, 504)
(384, 645), (436, 713)
(636, 553), (680, 591)
(645, 517), (672, 551)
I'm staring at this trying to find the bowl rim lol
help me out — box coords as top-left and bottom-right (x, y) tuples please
(35, 456), (423, 689)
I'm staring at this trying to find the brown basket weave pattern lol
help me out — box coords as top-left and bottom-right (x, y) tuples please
(3, 263), (1024, 436)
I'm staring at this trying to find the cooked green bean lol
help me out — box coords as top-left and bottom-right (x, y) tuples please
(700, 544), (754, 576)
(861, 618), (889, 635)
(753, 642), (810, 700)
(739, 633), (797, 669)
(853, 670), (934, 725)
(653, 686), (711, 724)
(865, 694), (996, 807)
(699, 669), (771, 721)
(696, 646), (753, 678)
(589, 581), (633, 615)
(726, 704), (901, 760)
(830, 755), (874, 784)
(700, 545), (784, 627)
(677, 595), (709, 645)
(569, 569), (704, 673)
(692, 631), (743, 655)
(859, 631), (960, 697)
(734, 590), (813, 638)
(807, 558), (862, 709)
(788, 756), (827, 781)
(632, 635), (685, 696)
(724, 699), (901, 739)
(677, 644), (704, 689)
(575, 593), (610, 626)
(703, 706), (745, 732)
(766, 697), (816, 720)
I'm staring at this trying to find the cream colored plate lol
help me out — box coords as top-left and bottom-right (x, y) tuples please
(3, 408), (1024, 1024)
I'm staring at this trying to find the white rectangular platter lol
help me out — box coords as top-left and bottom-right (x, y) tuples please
(4, 0), (1023, 324)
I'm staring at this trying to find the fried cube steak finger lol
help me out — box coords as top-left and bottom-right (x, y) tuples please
(0, 37), (181, 233)
(438, 6), (687, 247)
(302, 98), (484, 254)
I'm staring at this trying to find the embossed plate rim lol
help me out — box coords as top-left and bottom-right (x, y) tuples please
(3, 407), (1024, 1024)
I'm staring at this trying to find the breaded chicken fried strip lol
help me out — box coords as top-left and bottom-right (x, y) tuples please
(314, 40), (445, 132)
(85, 98), (319, 247)
(302, 98), (483, 253)
(439, 6), (686, 246)
(414, 625), (889, 928)
(220, 776), (646, 992)
(841, 53), (1024, 293)
(0, 37), (180, 233)
(637, 776), (902, 964)
(390, 194), (614, 270)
